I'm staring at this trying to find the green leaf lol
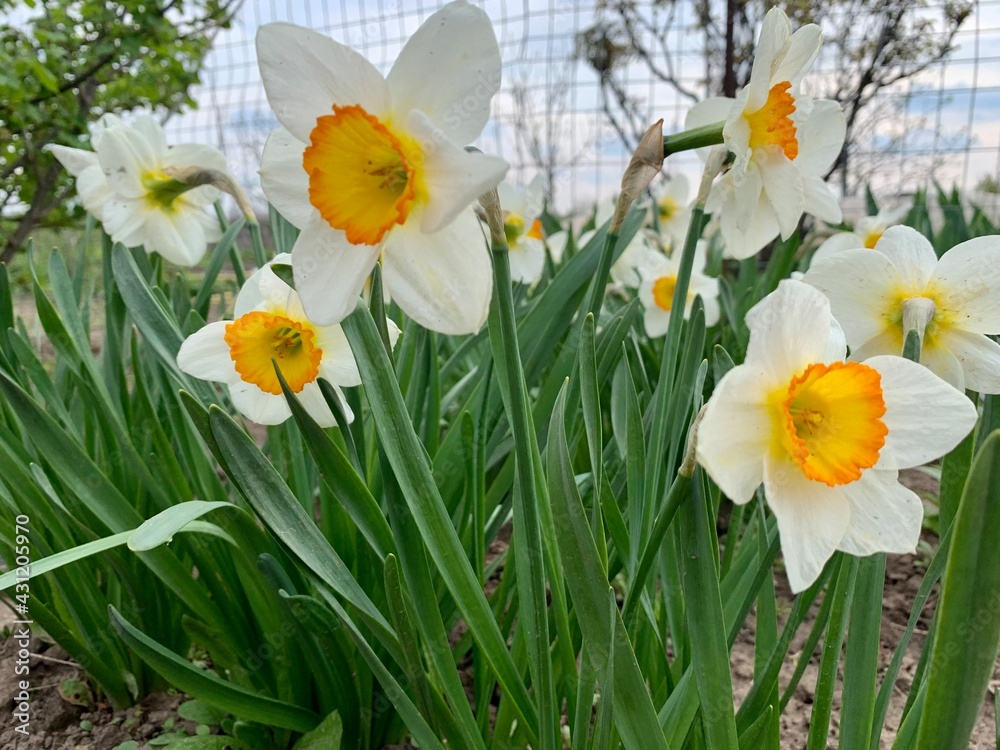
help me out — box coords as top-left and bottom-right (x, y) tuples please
(546, 382), (668, 750)
(177, 699), (228, 726)
(109, 607), (320, 733)
(679, 470), (738, 748)
(917, 430), (1000, 749)
(341, 301), (539, 743)
(128, 501), (235, 551)
(292, 711), (342, 750)
(207, 407), (400, 659)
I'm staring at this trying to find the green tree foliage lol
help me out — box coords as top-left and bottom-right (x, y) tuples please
(0, 0), (238, 261)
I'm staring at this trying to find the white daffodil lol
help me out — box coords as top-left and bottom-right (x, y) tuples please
(697, 280), (976, 592)
(610, 229), (663, 287)
(686, 7), (845, 260)
(651, 174), (693, 246)
(803, 226), (1000, 393)
(256, 1), (508, 335)
(46, 114), (225, 266)
(497, 175), (546, 284)
(811, 204), (910, 264)
(177, 254), (399, 427)
(638, 241), (719, 336)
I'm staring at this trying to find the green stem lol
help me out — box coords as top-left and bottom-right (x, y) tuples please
(663, 121), (726, 157)
(489, 238), (559, 750)
(621, 471), (690, 628)
(248, 220), (268, 269)
(902, 328), (922, 362)
(585, 230), (619, 319)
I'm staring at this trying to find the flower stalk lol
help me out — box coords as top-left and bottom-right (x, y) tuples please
(662, 120), (726, 157)
(478, 187), (559, 750)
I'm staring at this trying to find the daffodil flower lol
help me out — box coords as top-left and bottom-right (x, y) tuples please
(256, 0), (509, 335)
(46, 114), (226, 266)
(811, 204), (909, 264)
(803, 225), (1000, 393)
(177, 254), (399, 427)
(651, 174), (693, 246)
(497, 175), (546, 284)
(638, 241), (719, 336)
(610, 229), (662, 287)
(685, 8), (845, 260)
(697, 280), (976, 592)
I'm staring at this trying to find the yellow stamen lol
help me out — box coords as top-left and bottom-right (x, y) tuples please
(225, 311), (322, 395)
(863, 230), (883, 249)
(659, 197), (677, 221)
(652, 275), (678, 312)
(143, 170), (190, 211)
(771, 361), (887, 486)
(303, 104), (422, 246)
(746, 81), (799, 161)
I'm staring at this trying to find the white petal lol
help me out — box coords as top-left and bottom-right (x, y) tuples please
(838, 470), (922, 557)
(257, 263), (299, 313)
(847, 328), (902, 362)
(524, 174), (546, 219)
(930, 235), (1000, 334)
(102, 198), (149, 248)
(803, 248), (900, 347)
(234, 265), (267, 317)
(747, 9), (790, 110)
(46, 144), (99, 176)
(96, 127), (150, 199)
(696, 364), (771, 504)
(802, 175), (843, 225)
(256, 23), (391, 143)
(229, 381), (292, 425)
(259, 128), (315, 229)
(132, 116), (168, 161)
(545, 230), (569, 263)
(744, 279), (840, 383)
(292, 217), (381, 326)
(865, 354), (977, 469)
(75, 165), (114, 220)
(731, 162), (764, 233)
(408, 110), (509, 234)
(643, 306), (671, 338)
(382, 209), (491, 335)
(387, 1), (500, 145)
(758, 150), (804, 239)
(295, 382), (339, 427)
(718, 185), (781, 259)
(685, 97), (736, 131)
(874, 226), (938, 291)
(810, 232), (863, 266)
(773, 24), (822, 85)
(938, 328), (1000, 394)
(919, 342), (966, 391)
(177, 321), (237, 382)
(509, 237), (545, 284)
(165, 143), (228, 173)
(144, 210), (208, 266)
(795, 100), (846, 176)
(764, 453), (850, 593)
(316, 325), (362, 387)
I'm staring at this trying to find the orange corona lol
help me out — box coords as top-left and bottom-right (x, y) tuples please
(746, 82), (799, 161)
(303, 105), (421, 246)
(773, 361), (887, 486)
(224, 311), (322, 395)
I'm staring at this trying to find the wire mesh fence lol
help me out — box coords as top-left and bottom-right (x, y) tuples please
(163, 0), (1000, 218)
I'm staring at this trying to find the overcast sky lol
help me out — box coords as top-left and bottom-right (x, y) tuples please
(157, 0), (1000, 216)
